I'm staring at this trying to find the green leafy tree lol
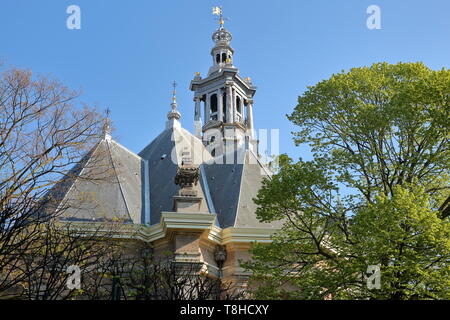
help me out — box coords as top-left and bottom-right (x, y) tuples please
(244, 62), (450, 300)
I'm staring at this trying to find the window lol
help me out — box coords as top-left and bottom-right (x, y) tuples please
(216, 54), (220, 64)
(236, 96), (242, 114)
(222, 92), (227, 122)
(222, 53), (227, 63)
(209, 94), (218, 121)
(210, 94), (218, 113)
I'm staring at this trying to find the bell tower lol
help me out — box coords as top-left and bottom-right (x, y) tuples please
(190, 7), (257, 162)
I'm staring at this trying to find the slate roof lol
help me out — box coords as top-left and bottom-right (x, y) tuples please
(138, 120), (213, 225)
(51, 137), (144, 224)
(53, 118), (279, 229)
(204, 149), (282, 229)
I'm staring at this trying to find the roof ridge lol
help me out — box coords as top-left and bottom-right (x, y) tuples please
(249, 148), (272, 177)
(138, 126), (175, 157)
(54, 140), (103, 218)
(105, 139), (133, 222)
(232, 150), (248, 227)
(109, 139), (143, 161)
(199, 164), (216, 215)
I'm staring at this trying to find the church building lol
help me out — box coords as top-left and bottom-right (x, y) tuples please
(52, 9), (282, 287)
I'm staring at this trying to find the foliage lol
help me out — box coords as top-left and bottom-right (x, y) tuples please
(244, 62), (450, 299)
(0, 65), (103, 296)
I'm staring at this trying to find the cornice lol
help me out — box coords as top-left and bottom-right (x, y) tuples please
(59, 212), (279, 246)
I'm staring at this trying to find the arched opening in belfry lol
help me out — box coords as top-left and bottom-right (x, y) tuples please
(236, 96), (242, 122)
(222, 92), (227, 123)
(210, 94), (218, 113)
(201, 95), (207, 119)
(236, 96), (242, 114)
(216, 54), (220, 64)
(210, 94), (218, 120)
(222, 53), (227, 62)
(244, 100), (249, 125)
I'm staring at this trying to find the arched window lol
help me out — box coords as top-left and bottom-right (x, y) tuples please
(210, 94), (218, 113)
(244, 100), (248, 125)
(216, 54), (220, 64)
(211, 149), (216, 157)
(201, 95), (207, 120)
(222, 53), (227, 62)
(236, 96), (242, 114)
(222, 92), (227, 122)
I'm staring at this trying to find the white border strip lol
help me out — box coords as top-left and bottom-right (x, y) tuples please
(200, 164), (216, 214)
(144, 159), (151, 225)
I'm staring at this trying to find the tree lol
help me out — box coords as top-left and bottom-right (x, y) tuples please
(0, 66), (241, 301)
(8, 221), (121, 300)
(0, 66), (104, 294)
(93, 245), (244, 300)
(244, 62), (450, 300)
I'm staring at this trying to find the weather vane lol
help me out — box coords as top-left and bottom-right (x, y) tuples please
(172, 81), (177, 103)
(212, 6), (228, 27)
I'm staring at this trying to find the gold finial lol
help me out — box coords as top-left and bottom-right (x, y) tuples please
(245, 77), (251, 81)
(195, 72), (200, 76)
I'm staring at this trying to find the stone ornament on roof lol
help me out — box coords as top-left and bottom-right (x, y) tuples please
(174, 151), (199, 197)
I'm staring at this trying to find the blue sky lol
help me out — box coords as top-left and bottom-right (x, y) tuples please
(1, 0), (449, 161)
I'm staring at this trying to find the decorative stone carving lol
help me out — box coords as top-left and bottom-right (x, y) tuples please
(174, 152), (199, 197)
(214, 245), (227, 269)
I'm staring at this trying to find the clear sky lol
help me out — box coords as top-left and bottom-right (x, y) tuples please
(1, 0), (449, 161)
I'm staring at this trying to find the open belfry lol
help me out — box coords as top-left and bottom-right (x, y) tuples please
(51, 7), (281, 288)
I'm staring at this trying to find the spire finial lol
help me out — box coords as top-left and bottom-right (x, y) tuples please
(211, 7), (232, 44)
(212, 6), (225, 28)
(172, 80), (177, 103)
(103, 107), (112, 140)
(167, 81), (181, 121)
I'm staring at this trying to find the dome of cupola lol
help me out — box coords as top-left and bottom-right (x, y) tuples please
(212, 27), (232, 44)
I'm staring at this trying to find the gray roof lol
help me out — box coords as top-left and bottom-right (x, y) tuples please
(53, 119), (279, 229)
(52, 138), (144, 224)
(138, 122), (212, 225)
(204, 149), (282, 229)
